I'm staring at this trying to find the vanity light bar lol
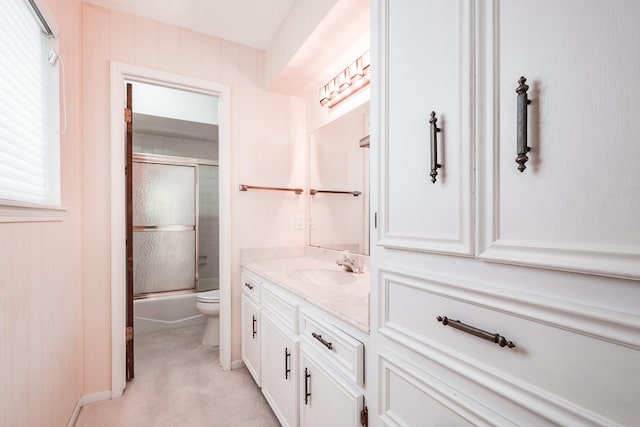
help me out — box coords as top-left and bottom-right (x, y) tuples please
(319, 50), (371, 108)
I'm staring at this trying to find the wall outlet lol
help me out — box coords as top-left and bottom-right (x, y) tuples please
(309, 216), (316, 230)
(296, 214), (305, 230)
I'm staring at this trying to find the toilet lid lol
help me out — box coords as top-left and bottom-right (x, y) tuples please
(197, 289), (220, 303)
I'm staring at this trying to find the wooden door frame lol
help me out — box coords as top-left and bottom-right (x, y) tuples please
(109, 62), (232, 398)
(125, 82), (134, 381)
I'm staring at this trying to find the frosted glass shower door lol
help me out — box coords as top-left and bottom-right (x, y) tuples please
(133, 161), (196, 295)
(197, 165), (219, 292)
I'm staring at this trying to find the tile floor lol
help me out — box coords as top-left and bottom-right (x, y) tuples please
(75, 326), (280, 427)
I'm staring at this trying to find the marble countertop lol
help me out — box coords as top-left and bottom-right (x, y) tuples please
(242, 256), (370, 333)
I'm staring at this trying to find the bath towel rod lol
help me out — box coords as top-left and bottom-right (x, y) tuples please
(310, 189), (362, 197)
(239, 184), (304, 195)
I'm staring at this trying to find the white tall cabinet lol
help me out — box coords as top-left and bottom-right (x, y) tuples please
(369, 1), (640, 426)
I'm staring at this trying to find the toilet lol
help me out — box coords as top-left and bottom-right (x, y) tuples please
(196, 289), (220, 346)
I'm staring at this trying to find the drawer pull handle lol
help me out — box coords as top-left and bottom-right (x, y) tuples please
(252, 315), (257, 339)
(285, 347), (291, 380)
(244, 282), (254, 290)
(437, 316), (515, 349)
(515, 76), (532, 172)
(304, 367), (311, 404)
(312, 332), (333, 350)
(429, 111), (442, 183)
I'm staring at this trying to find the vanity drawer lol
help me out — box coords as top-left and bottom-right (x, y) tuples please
(379, 269), (640, 426)
(262, 283), (299, 333)
(241, 270), (262, 303)
(300, 309), (364, 386)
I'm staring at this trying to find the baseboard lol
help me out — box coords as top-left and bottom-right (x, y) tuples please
(66, 390), (112, 427)
(66, 398), (83, 427)
(231, 359), (245, 370)
(81, 390), (112, 405)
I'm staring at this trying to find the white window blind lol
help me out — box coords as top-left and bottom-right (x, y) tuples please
(0, 0), (59, 206)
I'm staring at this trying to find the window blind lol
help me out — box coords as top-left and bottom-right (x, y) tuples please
(0, 0), (55, 205)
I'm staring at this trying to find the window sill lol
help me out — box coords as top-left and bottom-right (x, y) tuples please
(0, 199), (70, 223)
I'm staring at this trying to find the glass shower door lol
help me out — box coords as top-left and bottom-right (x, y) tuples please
(133, 161), (196, 296)
(197, 165), (219, 292)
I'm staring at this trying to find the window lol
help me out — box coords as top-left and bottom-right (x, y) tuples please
(0, 0), (60, 207)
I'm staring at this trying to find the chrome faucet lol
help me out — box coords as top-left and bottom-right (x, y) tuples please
(336, 251), (364, 274)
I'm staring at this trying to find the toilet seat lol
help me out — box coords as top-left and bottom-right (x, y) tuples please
(197, 289), (220, 303)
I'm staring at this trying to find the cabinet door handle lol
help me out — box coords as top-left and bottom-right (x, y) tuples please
(284, 347), (291, 379)
(252, 315), (257, 339)
(437, 316), (515, 348)
(311, 332), (333, 350)
(515, 76), (532, 172)
(304, 367), (311, 405)
(244, 282), (254, 290)
(429, 111), (442, 183)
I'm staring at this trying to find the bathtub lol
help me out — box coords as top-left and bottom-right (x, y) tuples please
(134, 292), (206, 336)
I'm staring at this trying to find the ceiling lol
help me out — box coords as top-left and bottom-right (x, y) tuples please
(133, 113), (218, 142)
(84, 0), (298, 50)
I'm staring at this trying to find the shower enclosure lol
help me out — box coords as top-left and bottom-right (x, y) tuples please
(133, 154), (219, 298)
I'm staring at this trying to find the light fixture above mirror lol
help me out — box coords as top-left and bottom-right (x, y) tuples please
(319, 50), (371, 108)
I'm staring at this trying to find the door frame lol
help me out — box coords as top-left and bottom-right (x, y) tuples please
(109, 61), (232, 397)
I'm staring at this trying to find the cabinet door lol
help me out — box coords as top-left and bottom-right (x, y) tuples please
(477, 1), (640, 279)
(261, 312), (299, 427)
(300, 348), (363, 427)
(378, 0), (474, 255)
(241, 295), (261, 386)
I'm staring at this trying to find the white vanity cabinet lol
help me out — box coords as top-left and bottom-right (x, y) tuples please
(369, 1), (640, 425)
(299, 309), (366, 427)
(300, 347), (364, 427)
(241, 271), (262, 386)
(260, 284), (300, 427)
(241, 266), (369, 426)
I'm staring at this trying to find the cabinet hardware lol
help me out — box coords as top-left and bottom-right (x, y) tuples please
(311, 332), (333, 350)
(515, 76), (532, 172)
(429, 111), (442, 183)
(437, 316), (515, 348)
(244, 282), (254, 290)
(252, 315), (257, 339)
(304, 367), (311, 404)
(285, 347), (291, 379)
(360, 406), (368, 427)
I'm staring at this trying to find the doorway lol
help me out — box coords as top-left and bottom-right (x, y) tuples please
(110, 63), (231, 398)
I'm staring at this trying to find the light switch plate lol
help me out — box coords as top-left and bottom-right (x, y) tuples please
(296, 214), (304, 230)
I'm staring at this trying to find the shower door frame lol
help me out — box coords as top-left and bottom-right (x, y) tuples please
(132, 153), (219, 298)
(110, 62), (232, 399)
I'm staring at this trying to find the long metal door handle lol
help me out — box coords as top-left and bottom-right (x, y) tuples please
(311, 332), (333, 350)
(284, 347), (291, 379)
(437, 316), (515, 348)
(429, 111), (442, 183)
(516, 76), (532, 172)
(304, 367), (311, 405)
(252, 315), (257, 339)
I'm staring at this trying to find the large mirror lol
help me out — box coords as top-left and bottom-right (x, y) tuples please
(309, 102), (370, 255)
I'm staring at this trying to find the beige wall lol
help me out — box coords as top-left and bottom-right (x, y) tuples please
(0, 0), (85, 425)
(81, 3), (306, 394)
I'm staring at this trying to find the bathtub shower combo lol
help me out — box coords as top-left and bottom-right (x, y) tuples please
(132, 151), (220, 345)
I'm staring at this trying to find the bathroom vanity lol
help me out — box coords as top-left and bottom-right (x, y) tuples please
(241, 252), (369, 427)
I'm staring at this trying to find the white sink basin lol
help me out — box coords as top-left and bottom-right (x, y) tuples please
(287, 268), (357, 286)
